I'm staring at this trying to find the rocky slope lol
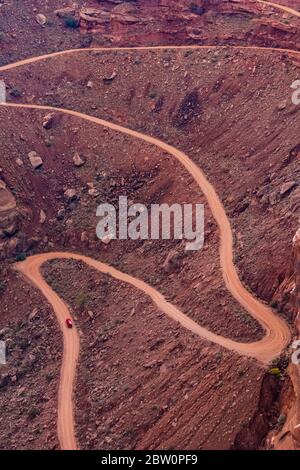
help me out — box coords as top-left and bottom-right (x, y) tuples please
(268, 228), (300, 449)
(0, 103), (270, 449)
(0, 0), (299, 451)
(273, 228), (300, 323)
(0, 105), (262, 342)
(0, 267), (60, 449)
(1, 0), (300, 68)
(42, 258), (269, 450)
(4, 46), (298, 315)
(78, 0), (300, 50)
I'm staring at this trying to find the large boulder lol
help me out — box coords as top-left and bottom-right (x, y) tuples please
(28, 151), (43, 169)
(0, 180), (16, 214)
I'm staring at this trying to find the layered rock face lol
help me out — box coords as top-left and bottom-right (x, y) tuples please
(0, 179), (21, 260)
(273, 229), (300, 324)
(74, 0), (300, 49)
(292, 229), (300, 328)
(272, 229), (300, 450)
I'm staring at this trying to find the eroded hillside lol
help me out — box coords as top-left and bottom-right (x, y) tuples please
(0, 0), (299, 452)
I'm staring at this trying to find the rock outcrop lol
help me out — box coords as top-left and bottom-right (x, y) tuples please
(271, 229), (300, 451)
(272, 229), (300, 323)
(0, 180), (22, 259)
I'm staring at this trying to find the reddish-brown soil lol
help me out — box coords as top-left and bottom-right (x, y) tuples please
(0, 267), (60, 449)
(1, 0), (300, 69)
(42, 258), (279, 450)
(3, 46), (298, 315)
(272, 1), (300, 10)
(0, 106), (264, 342)
(0, 0), (86, 67)
(0, 0), (299, 452)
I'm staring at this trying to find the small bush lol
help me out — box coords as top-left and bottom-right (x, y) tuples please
(75, 292), (87, 311)
(0, 32), (5, 42)
(28, 407), (40, 420)
(64, 16), (79, 29)
(0, 281), (5, 295)
(278, 414), (286, 429)
(10, 87), (22, 98)
(45, 371), (55, 383)
(80, 35), (93, 48)
(189, 3), (205, 15)
(271, 300), (278, 309)
(269, 367), (281, 378)
(15, 252), (27, 262)
(148, 91), (157, 99)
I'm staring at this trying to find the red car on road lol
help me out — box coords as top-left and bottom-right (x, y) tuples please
(66, 318), (73, 329)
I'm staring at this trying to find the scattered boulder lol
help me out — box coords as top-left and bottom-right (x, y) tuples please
(0, 181), (16, 213)
(88, 188), (99, 197)
(64, 188), (77, 202)
(28, 308), (38, 322)
(103, 72), (117, 83)
(28, 151), (43, 169)
(280, 181), (297, 197)
(73, 152), (85, 167)
(0, 374), (9, 389)
(3, 222), (18, 237)
(0, 328), (9, 339)
(81, 231), (89, 243)
(36, 14), (47, 26)
(55, 7), (77, 19)
(39, 210), (46, 224)
(42, 113), (55, 130)
(189, 4), (205, 15)
(143, 359), (162, 369)
(162, 250), (181, 273)
(87, 182), (99, 197)
(277, 100), (287, 111)
(101, 234), (113, 245)
(57, 208), (65, 220)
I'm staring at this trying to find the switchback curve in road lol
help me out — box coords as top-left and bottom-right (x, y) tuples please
(1, 40), (297, 450)
(15, 246), (290, 450)
(0, 44), (300, 74)
(6, 100), (291, 363)
(258, 0), (300, 17)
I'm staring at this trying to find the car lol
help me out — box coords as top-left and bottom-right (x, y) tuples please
(66, 318), (73, 329)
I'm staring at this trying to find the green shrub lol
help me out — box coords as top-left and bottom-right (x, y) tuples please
(278, 414), (286, 429)
(75, 292), (87, 311)
(269, 367), (281, 378)
(148, 91), (157, 99)
(80, 35), (93, 48)
(15, 253), (27, 262)
(0, 281), (5, 295)
(10, 87), (22, 98)
(189, 3), (204, 15)
(45, 371), (55, 383)
(28, 407), (40, 420)
(64, 16), (79, 29)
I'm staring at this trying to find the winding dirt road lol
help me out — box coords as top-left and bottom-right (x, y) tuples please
(258, 0), (300, 17)
(15, 246), (289, 450)
(4, 95), (291, 448)
(0, 44), (300, 74)
(2, 99), (291, 360)
(1, 37), (299, 449)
